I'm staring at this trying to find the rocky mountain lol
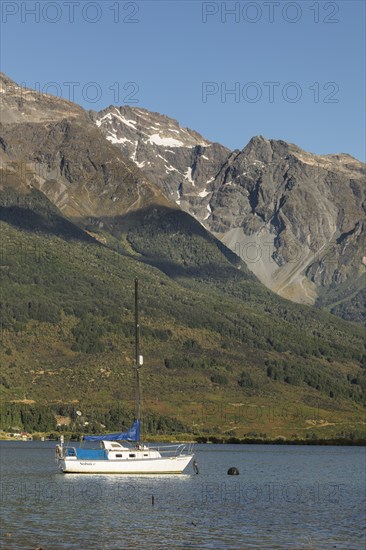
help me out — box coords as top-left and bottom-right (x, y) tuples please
(0, 74), (165, 222)
(1, 74), (363, 322)
(94, 106), (365, 323)
(91, 106), (230, 209)
(1, 73), (365, 440)
(0, 73), (84, 124)
(0, 73), (248, 281)
(209, 138), (365, 306)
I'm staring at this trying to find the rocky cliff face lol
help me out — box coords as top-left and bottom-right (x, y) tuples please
(208, 137), (365, 306)
(1, 74), (364, 321)
(0, 73), (84, 124)
(0, 74), (172, 229)
(0, 73), (247, 279)
(94, 107), (365, 319)
(91, 106), (230, 212)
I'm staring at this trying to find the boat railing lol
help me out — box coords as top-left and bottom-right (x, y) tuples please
(55, 444), (76, 460)
(149, 443), (194, 456)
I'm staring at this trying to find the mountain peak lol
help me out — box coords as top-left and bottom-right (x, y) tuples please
(92, 104), (230, 212)
(93, 104), (365, 319)
(0, 72), (18, 88)
(0, 72), (85, 124)
(94, 105), (212, 149)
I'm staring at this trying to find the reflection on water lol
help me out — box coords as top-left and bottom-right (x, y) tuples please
(0, 442), (365, 549)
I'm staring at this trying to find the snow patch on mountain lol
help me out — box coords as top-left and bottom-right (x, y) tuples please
(148, 134), (185, 147)
(107, 135), (133, 145)
(166, 165), (179, 173)
(96, 110), (137, 130)
(184, 167), (195, 186)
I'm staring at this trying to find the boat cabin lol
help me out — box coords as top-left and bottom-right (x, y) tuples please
(99, 440), (161, 460)
(102, 441), (130, 451)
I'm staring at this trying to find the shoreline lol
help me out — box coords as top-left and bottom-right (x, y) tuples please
(195, 436), (366, 446)
(1, 433), (365, 446)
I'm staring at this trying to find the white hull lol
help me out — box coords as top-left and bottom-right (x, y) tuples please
(59, 454), (193, 474)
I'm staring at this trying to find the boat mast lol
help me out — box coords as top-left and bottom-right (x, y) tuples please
(135, 279), (142, 437)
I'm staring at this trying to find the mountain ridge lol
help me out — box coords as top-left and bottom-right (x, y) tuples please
(1, 73), (365, 323)
(93, 105), (365, 322)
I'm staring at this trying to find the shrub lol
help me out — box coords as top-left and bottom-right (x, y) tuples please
(210, 373), (228, 385)
(238, 371), (257, 388)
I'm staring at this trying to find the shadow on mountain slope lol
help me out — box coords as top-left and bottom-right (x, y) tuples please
(0, 187), (95, 243)
(81, 205), (255, 279)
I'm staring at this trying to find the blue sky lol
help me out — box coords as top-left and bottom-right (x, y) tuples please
(1, 0), (365, 160)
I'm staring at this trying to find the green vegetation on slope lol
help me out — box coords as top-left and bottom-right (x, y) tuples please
(0, 189), (365, 439)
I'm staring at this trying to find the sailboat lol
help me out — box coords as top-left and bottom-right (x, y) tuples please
(56, 279), (195, 474)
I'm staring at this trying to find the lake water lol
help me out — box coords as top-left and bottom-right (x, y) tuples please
(0, 442), (365, 549)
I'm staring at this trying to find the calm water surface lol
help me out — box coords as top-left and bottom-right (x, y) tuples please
(0, 442), (365, 549)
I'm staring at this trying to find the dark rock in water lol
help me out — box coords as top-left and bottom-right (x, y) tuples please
(227, 467), (239, 475)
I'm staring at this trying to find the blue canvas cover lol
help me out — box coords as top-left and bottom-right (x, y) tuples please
(83, 419), (140, 442)
(76, 449), (108, 460)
